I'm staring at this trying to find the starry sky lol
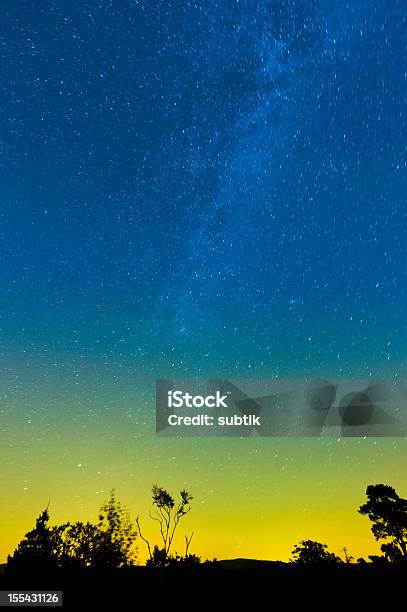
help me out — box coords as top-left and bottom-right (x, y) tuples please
(0, 0), (406, 563)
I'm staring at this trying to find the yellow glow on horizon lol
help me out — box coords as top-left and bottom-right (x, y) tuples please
(1, 409), (406, 564)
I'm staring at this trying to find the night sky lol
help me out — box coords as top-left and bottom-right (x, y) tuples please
(1, 1), (406, 563)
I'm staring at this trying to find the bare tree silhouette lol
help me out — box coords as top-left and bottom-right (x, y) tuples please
(342, 546), (354, 564)
(137, 485), (193, 566)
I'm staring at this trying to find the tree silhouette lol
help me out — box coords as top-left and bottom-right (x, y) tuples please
(137, 485), (193, 565)
(291, 540), (342, 566)
(10, 481), (407, 578)
(95, 490), (137, 568)
(380, 542), (403, 563)
(7, 491), (137, 572)
(59, 521), (101, 569)
(60, 491), (137, 569)
(7, 507), (66, 573)
(358, 484), (407, 560)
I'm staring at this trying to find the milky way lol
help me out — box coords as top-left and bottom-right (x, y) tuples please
(0, 1), (406, 562)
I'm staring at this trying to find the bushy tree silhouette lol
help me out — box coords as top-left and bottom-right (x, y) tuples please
(291, 540), (342, 566)
(359, 484), (407, 560)
(6, 491), (137, 572)
(95, 490), (137, 568)
(380, 542), (403, 563)
(59, 521), (101, 569)
(7, 507), (65, 573)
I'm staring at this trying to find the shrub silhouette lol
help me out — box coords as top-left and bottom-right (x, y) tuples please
(145, 545), (200, 568)
(291, 540), (343, 566)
